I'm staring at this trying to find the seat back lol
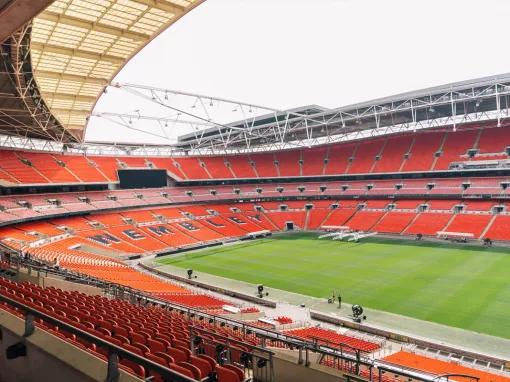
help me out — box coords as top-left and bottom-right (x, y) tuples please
(190, 355), (213, 377)
(223, 364), (245, 381)
(168, 347), (188, 362)
(177, 361), (202, 380)
(216, 365), (241, 382)
(119, 359), (145, 379)
(169, 363), (195, 379)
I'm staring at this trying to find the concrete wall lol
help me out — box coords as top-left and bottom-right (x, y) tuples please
(270, 348), (346, 382)
(41, 277), (102, 296)
(15, 267), (102, 296)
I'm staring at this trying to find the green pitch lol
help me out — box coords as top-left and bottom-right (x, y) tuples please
(157, 233), (510, 339)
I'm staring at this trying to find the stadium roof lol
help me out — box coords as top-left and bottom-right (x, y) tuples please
(0, 0), (204, 143)
(1, 1), (510, 153)
(173, 73), (510, 153)
(2, 72), (510, 157)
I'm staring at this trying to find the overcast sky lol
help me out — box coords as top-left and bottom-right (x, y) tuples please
(86, 0), (510, 144)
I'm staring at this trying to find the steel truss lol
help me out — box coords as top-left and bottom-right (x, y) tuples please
(2, 75), (510, 156)
(0, 24), (71, 142)
(175, 74), (510, 153)
(84, 75), (510, 155)
(90, 82), (296, 148)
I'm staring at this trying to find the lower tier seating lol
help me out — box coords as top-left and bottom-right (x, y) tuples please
(284, 327), (380, 353)
(371, 212), (417, 234)
(383, 351), (510, 382)
(0, 277), (249, 382)
(445, 214), (493, 238)
(483, 215), (510, 241)
(404, 213), (452, 236)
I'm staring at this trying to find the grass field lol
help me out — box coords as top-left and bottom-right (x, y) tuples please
(157, 233), (510, 339)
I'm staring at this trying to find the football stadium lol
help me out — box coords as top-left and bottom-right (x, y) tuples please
(0, 1), (510, 382)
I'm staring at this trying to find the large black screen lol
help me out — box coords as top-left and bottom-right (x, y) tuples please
(118, 169), (167, 189)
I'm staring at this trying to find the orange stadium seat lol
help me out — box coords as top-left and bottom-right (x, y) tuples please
(276, 150), (301, 177)
(348, 138), (385, 174)
(20, 152), (80, 183)
(172, 157), (210, 180)
(401, 131), (445, 172)
(371, 212), (417, 234)
(446, 214), (493, 238)
(383, 352), (510, 382)
(372, 135), (414, 173)
(324, 144), (356, 175)
(250, 153), (278, 177)
(227, 154), (257, 178)
(404, 213), (452, 236)
(433, 129), (479, 170)
(200, 156), (233, 179)
(58, 155), (108, 182)
(285, 327), (380, 353)
(0, 150), (49, 183)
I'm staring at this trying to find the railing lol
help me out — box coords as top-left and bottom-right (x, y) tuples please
(0, 252), (481, 382)
(0, 292), (196, 382)
(189, 326), (275, 382)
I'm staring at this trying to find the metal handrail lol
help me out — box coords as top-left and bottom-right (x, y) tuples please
(0, 291), (196, 382)
(5, 255), (376, 365)
(2, 255), (478, 382)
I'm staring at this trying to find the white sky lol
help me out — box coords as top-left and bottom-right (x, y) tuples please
(86, 0), (510, 144)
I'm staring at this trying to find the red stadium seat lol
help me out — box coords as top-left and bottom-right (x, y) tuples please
(216, 365), (242, 382)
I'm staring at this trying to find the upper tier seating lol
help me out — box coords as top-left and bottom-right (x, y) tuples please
(88, 156), (119, 181)
(200, 157), (233, 179)
(301, 147), (327, 176)
(172, 158), (210, 180)
(0, 150), (48, 183)
(372, 135), (413, 173)
(401, 131), (444, 172)
(150, 157), (187, 179)
(250, 153), (278, 177)
(0, 124), (508, 185)
(19, 152), (80, 183)
(324, 144), (356, 175)
(433, 129), (478, 170)
(476, 126), (510, 157)
(348, 139), (385, 174)
(226, 155), (257, 178)
(277, 150), (301, 177)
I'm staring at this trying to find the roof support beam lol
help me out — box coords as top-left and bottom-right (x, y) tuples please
(31, 42), (126, 65)
(37, 11), (150, 42)
(34, 70), (109, 86)
(42, 93), (97, 103)
(132, 0), (185, 13)
(50, 108), (91, 115)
